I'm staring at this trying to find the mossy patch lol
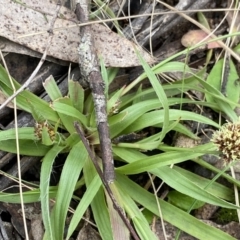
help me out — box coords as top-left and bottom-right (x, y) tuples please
(213, 208), (238, 224)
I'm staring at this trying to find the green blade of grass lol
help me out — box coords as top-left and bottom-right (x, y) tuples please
(116, 173), (235, 240)
(192, 73), (238, 122)
(68, 80), (85, 113)
(100, 56), (109, 96)
(124, 109), (220, 133)
(173, 166), (233, 201)
(107, 67), (119, 85)
(0, 65), (59, 122)
(136, 50), (169, 142)
(206, 58), (240, 109)
(139, 122), (199, 141)
(66, 174), (102, 239)
(122, 61), (191, 95)
(114, 147), (232, 201)
(114, 181), (158, 240)
(0, 127), (36, 140)
(114, 141), (161, 151)
(51, 101), (87, 127)
(115, 147), (237, 210)
(43, 75), (62, 101)
(0, 139), (50, 156)
(84, 159), (113, 240)
(41, 145), (65, 240)
(193, 158), (240, 189)
(92, 0), (122, 34)
(109, 99), (166, 138)
(51, 141), (88, 240)
(116, 142), (216, 174)
(0, 187), (57, 203)
(153, 166), (238, 209)
(153, 61), (191, 75)
(107, 86), (125, 114)
(64, 132), (81, 148)
(168, 191), (204, 210)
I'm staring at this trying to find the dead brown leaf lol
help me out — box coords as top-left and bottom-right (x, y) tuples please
(0, 36), (69, 65)
(181, 30), (222, 49)
(0, 0), (155, 67)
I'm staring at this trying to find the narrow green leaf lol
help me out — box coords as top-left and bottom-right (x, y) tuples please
(84, 159), (113, 240)
(114, 147), (233, 200)
(68, 80), (85, 113)
(195, 73), (238, 122)
(0, 139), (50, 156)
(51, 100), (87, 129)
(116, 174), (235, 240)
(116, 143), (216, 175)
(138, 121), (199, 142)
(132, 85), (143, 105)
(67, 174), (102, 239)
(233, 42), (240, 54)
(64, 133), (81, 148)
(115, 147), (237, 209)
(153, 167), (238, 209)
(197, 12), (210, 29)
(107, 86), (124, 115)
(107, 67), (119, 85)
(136, 50), (169, 142)
(124, 109), (220, 133)
(114, 182), (158, 240)
(0, 65), (59, 122)
(109, 100), (165, 138)
(206, 59), (240, 109)
(119, 89), (155, 108)
(168, 191), (204, 210)
(100, 56), (109, 96)
(173, 166), (233, 201)
(194, 158), (240, 188)
(41, 145), (65, 240)
(51, 141), (87, 240)
(0, 127), (36, 141)
(0, 187), (57, 203)
(91, 0), (121, 34)
(113, 146), (153, 162)
(152, 61), (191, 75)
(27, 101), (48, 122)
(132, 61), (191, 84)
(114, 141), (160, 151)
(43, 75), (62, 101)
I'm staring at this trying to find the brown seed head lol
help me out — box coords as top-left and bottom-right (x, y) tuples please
(211, 121), (240, 164)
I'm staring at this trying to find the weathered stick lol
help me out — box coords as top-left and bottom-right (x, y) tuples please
(75, 1), (115, 183)
(74, 122), (140, 240)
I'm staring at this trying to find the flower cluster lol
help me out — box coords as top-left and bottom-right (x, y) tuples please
(211, 120), (240, 164)
(34, 121), (56, 142)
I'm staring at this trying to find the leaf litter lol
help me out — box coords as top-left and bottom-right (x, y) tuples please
(0, 0), (155, 67)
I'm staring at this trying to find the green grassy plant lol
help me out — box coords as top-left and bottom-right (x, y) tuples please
(0, 52), (239, 240)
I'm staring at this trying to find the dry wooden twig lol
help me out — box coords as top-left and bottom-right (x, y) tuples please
(74, 122), (140, 240)
(75, 0), (115, 183)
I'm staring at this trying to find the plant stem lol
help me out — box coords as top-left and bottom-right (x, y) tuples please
(74, 122), (140, 240)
